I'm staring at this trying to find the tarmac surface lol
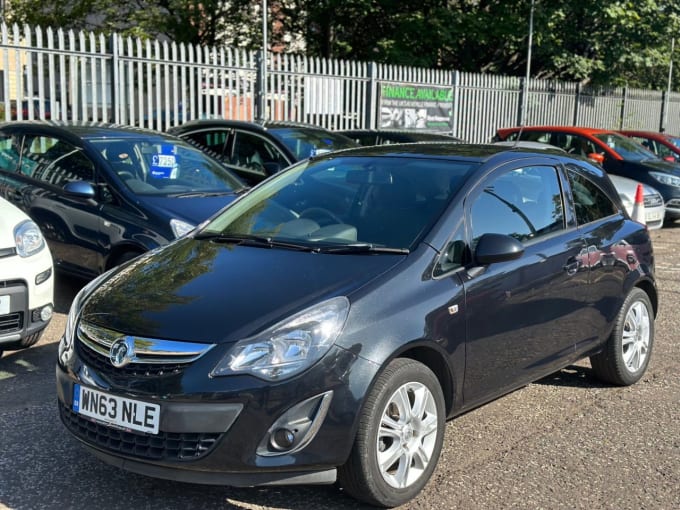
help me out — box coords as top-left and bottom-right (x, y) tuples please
(1, 225), (678, 510)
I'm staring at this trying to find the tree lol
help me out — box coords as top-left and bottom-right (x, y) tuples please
(5, 0), (680, 90)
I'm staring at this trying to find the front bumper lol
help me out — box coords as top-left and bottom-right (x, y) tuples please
(56, 340), (378, 485)
(0, 249), (54, 348)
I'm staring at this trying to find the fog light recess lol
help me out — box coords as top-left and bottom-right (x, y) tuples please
(257, 390), (333, 457)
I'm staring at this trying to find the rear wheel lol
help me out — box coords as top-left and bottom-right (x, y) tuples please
(590, 287), (654, 386)
(338, 358), (445, 507)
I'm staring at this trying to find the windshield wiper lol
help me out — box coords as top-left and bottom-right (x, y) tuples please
(315, 243), (410, 254)
(193, 233), (316, 251)
(168, 190), (240, 198)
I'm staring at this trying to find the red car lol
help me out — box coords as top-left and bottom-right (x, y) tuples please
(494, 125), (680, 220)
(618, 130), (680, 163)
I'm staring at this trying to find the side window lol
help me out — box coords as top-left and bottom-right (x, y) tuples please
(470, 166), (565, 245)
(517, 131), (552, 144)
(0, 134), (22, 172)
(26, 136), (95, 187)
(565, 135), (597, 157)
(567, 169), (617, 225)
(232, 131), (288, 176)
(183, 129), (230, 158)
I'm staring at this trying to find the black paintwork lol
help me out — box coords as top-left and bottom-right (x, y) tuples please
(56, 143), (657, 486)
(0, 121), (245, 279)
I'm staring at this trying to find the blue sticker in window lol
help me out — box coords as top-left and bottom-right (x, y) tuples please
(150, 144), (178, 179)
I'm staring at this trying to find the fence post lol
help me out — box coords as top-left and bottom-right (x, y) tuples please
(255, 49), (265, 122)
(365, 61), (377, 129)
(451, 70), (460, 137)
(572, 82), (581, 126)
(619, 86), (627, 129)
(660, 90), (668, 132)
(517, 77), (525, 125)
(109, 34), (119, 124)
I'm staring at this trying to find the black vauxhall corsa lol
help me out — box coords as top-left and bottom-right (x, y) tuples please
(56, 143), (657, 507)
(0, 122), (246, 279)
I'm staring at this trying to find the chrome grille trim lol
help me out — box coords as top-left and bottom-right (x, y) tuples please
(77, 321), (215, 365)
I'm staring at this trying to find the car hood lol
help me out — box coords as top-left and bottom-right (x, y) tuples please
(80, 238), (405, 344)
(608, 174), (660, 197)
(137, 192), (240, 226)
(633, 158), (680, 176)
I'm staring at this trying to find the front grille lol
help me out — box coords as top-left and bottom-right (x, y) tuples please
(60, 403), (222, 461)
(75, 321), (214, 377)
(76, 340), (185, 377)
(0, 312), (22, 333)
(644, 194), (663, 208)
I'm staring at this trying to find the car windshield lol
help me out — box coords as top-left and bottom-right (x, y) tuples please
(92, 137), (245, 196)
(666, 135), (680, 149)
(592, 133), (658, 162)
(268, 127), (357, 160)
(197, 155), (479, 251)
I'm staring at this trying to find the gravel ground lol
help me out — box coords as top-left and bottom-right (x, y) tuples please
(0, 225), (678, 510)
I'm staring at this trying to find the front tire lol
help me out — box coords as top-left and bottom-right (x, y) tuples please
(338, 358), (445, 507)
(590, 287), (654, 386)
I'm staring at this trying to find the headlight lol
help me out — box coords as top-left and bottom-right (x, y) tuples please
(170, 218), (195, 238)
(211, 296), (350, 381)
(649, 171), (680, 187)
(58, 269), (114, 366)
(14, 220), (45, 257)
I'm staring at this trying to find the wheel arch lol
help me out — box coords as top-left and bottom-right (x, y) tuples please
(390, 344), (456, 417)
(104, 242), (147, 271)
(635, 278), (658, 318)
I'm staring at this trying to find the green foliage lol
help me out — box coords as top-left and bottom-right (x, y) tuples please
(4, 0), (680, 90)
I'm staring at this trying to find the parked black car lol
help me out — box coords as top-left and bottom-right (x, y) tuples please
(0, 121), (246, 280)
(168, 119), (358, 185)
(341, 128), (464, 146)
(57, 143), (657, 507)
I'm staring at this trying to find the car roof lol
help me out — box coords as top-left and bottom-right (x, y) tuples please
(618, 130), (678, 139)
(313, 142), (578, 165)
(497, 125), (619, 137)
(167, 119), (337, 134)
(0, 120), (176, 141)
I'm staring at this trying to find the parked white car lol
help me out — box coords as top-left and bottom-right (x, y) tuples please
(0, 197), (54, 357)
(608, 175), (665, 230)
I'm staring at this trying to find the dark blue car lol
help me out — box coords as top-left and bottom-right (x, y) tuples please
(56, 143), (657, 506)
(0, 121), (245, 279)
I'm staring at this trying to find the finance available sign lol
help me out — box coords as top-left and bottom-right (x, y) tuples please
(378, 83), (453, 131)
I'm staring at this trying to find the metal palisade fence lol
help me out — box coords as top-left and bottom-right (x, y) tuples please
(2, 22), (680, 142)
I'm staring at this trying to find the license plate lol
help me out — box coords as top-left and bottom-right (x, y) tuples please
(73, 384), (160, 434)
(0, 295), (8, 315)
(646, 211), (663, 222)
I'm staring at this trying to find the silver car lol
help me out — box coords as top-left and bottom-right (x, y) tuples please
(608, 175), (665, 230)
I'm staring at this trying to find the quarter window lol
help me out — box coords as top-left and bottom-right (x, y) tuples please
(471, 166), (564, 244)
(567, 169), (617, 224)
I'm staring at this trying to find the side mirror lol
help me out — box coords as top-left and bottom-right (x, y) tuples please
(63, 180), (96, 199)
(587, 152), (605, 165)
(474, 233), (524, 265)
